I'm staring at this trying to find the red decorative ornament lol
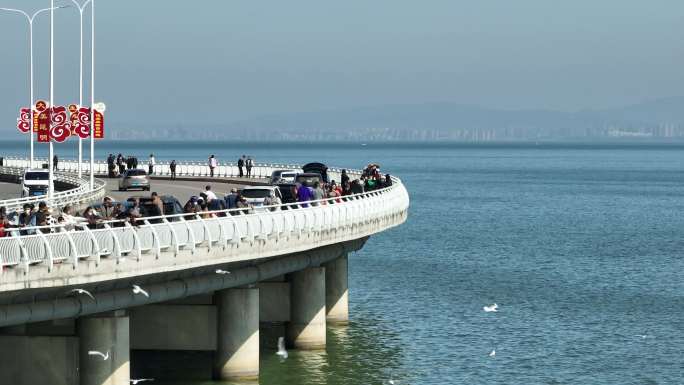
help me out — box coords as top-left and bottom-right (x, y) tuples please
(73, 107), (91, 139)
(49, 106), (72, 143)
(17, 108), (30, 133)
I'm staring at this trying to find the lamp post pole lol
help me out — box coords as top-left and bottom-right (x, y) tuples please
(69, 0), (92, 179)
(49, 0), (55, 197)
(0, 6), (64, 170)
(90, 0), (96, 190)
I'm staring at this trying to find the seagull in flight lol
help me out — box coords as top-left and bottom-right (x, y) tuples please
(132, 285), (149, 298)
(276, 336), (288, 359)
(215, 269), (231, 275)
(483, 303), (498, 312)
(130, 379), (154, 384)
(67, 288), (95, 301)
(88, 350), (109, 361)
(489, 349), (496, 357)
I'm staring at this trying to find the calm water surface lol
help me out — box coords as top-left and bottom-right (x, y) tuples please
(3, 141), (684, 385)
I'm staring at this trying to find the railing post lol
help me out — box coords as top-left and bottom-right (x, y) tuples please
(62, 226), (79, 269)
(103, 223), (123, 262)
(79, 224), (101, 266)
(143, 219), (161, 259)
(36, 231), (54, 272)
(182, 217), (197, 254)
(126, 222), (143, 261)
(196, 214), (213, 252)
(163, 217), (180, 256)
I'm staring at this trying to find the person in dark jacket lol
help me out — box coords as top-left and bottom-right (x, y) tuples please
(116, 154), (125, 175)
(237, 155), (245, 177)
(170, 160), (177, 180)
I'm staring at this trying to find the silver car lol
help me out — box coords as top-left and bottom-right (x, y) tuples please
(118, 169), (150, 191)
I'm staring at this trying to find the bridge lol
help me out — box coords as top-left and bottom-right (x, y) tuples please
(0, 158), (409, 385)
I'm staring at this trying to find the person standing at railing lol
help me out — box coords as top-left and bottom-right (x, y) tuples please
(107, 154), (116, 178)
(0, 207), (9, 237)
(35, 202), (52, 234)
(82, 207), (100, 229)
(263, 191), (282, 211)
(170, 160), (177, 180)
(116, 154), (125, 175)
(203, 185), (218, 203)
(151, 192), (164, 218)
(148, 154), (156, 175)
(297, 183), (313, 208)
(224, 188), (239, 209)
(53, 155), (58, 171)
(18, 204), (36, 235)
(238, 155), (245, 177)
(101, 197), (116, 220)
(246, 156), (254, 178)
(208, 155), (218, 177)
(311, 181), (325, 206)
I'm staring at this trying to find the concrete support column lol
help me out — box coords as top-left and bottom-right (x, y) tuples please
(325, 254), (349, 324)
(78, 314), (130, 385)
(287, 267), (326, 349)
(214, 287), (260, 380)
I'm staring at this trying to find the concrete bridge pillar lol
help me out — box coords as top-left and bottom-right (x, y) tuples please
(214, 287), (260, 380)
(287, 267), (326, 349)
(325, 254), (349, 324)
(78, 313), (130, 385)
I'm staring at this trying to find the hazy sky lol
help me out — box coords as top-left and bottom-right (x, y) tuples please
(1, 0), (683, 134)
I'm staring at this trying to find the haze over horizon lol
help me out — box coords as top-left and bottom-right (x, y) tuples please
(1, 0), (683, 139)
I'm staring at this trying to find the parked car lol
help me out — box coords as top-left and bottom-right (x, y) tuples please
(240, 186), (282, 207)
(118, 169), (150, 191)
(20, 169), (51, 197)
(126, 195), (184, 222)
(302, 162), (329, 183)
(295, 173), (323, 187)
(269, 169), (300, 185)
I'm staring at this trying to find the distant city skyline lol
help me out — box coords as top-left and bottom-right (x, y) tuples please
(1, 0), (683, 138)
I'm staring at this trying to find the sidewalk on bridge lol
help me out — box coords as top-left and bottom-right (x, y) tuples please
(97, 174), (270, 187)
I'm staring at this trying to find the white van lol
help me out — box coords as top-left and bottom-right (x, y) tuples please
(21, 169), (51, 197)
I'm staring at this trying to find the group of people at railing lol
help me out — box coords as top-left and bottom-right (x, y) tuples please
(0, 161), (395, 237)
(105, 153), (258, 179)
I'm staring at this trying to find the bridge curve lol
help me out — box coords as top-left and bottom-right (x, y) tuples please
(0, 160), (409, 384)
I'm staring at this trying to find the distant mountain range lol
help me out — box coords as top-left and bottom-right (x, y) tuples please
(108, 96), (684, 141)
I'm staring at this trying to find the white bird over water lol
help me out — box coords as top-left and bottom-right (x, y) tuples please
(276, 336), (288, 359)
(130, 379), (154, 384)
(215, 269), (231, 275)
(483, 303), (498, 312)
(67, 288), (95, 301)
(489, 349), (496, 357)
(88, 350), (109, 361)
(132, 285), (149, 298)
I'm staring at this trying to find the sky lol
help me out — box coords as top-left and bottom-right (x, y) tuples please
(0, 0), (683, 136)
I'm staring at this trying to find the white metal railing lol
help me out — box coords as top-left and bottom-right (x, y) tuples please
(0, 166), (106, 213)
(0, 174), (409, 272)
(1, 156), (359, 183)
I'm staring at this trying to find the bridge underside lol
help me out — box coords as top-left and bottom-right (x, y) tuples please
(0, 239), (364, 384)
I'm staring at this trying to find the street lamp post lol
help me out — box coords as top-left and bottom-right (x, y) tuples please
(0, 6), (65, 170)
(90, 0), (96, 190)
(69, 0), (91, 179)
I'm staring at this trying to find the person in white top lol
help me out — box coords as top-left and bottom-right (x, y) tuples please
(203, 185), (218, 202)
(208, 155), (218, 177)
(148, 154), (156, 175)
